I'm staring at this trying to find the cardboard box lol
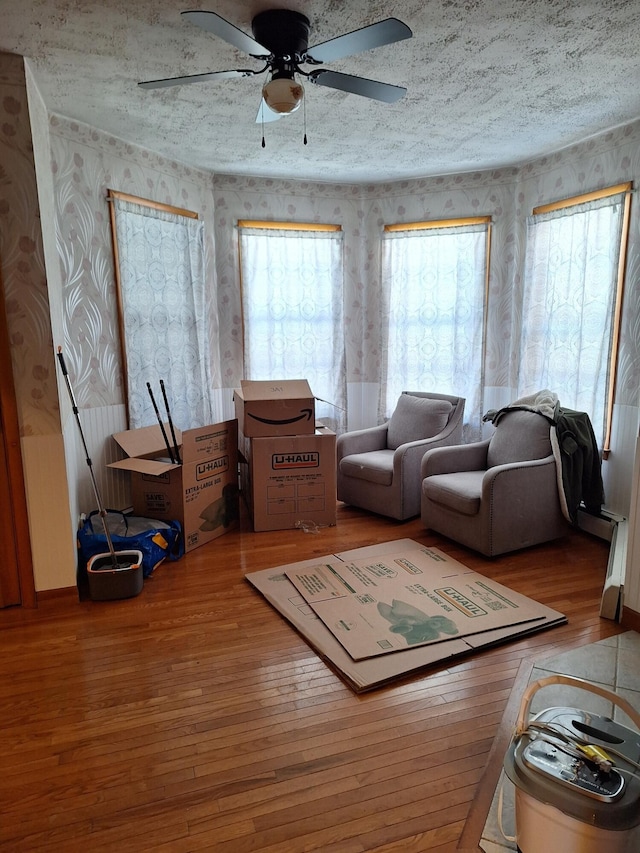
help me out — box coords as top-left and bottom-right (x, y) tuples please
(109, 420), (239, 552)
(234, 379), (315, 437)
(241, 425), (336, 532)
(284, 546), (551, 660)
(245, 539), (567, 693)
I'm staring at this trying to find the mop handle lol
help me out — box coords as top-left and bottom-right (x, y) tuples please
(160, 379), (181, 464)
(146, 382), (176, 463)
(57, 348), (91, 463)
(57, 348), (79, 413)
(56, 348), (118, 564)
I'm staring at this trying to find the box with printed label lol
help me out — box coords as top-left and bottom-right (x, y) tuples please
(233, 379), (315, 437)
(241, 426), (336, 532)
(109, 420), (239, 552)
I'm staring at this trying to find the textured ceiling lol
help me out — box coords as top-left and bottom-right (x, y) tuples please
(3, 0), (640, 183)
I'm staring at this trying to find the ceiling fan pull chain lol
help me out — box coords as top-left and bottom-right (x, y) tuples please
(303, 95), (308, 146)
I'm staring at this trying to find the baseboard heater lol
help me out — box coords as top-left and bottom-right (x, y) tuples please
(577, 507), (627, 621)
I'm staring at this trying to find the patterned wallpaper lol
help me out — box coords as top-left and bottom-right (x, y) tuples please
(4, 51), (639, 591)
(5, 76), (640, 436)
(50, 117), (219, 410)
(212, 130), (640, 407)
(0, 53), (59, 437)
(212, 171), (521, 394)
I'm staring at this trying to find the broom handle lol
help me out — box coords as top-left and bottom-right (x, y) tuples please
(146, 383), (175, 463)
(57, 348), (118, 563)
(160, 379), (181, 464)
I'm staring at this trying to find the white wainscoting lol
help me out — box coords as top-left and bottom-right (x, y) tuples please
(346, 382), (380, 431)
(66, 403), (130, 518)
(623, 434), (640, 615)
(603, 403), (640, 517)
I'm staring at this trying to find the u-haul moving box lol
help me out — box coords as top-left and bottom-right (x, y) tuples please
(234, 379), (315, 437)
(109, 419), (239, 552)
(240, 425), (336, 532)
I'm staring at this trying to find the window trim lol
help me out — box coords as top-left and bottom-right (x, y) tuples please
(384, 216), (492, 232)
(238, 219), (341, 232)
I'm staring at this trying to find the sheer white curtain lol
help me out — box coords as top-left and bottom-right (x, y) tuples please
(239, 226), (346, 433)
(518, 194), (626, 448)
(112, 197), (214, 431)
(381, 224), (488, 440)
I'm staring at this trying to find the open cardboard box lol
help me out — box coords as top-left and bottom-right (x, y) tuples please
(109, 419), (239, 552)
(234, 379), (315, 437)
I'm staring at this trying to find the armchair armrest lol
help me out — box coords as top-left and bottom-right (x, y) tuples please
(336, 423), (388, 462)
(421, 439), (490, 479)
(481, 456), (566, 546)
(482, 454), (558, 496)
(392, 438), (434, 478)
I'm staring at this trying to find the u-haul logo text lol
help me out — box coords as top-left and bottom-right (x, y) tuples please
(435, 587), (488, 617)
(272, 452), (320, 470)
(196, 455), (229, 481)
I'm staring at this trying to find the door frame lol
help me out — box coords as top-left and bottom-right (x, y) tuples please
(0, 269), (36, 608)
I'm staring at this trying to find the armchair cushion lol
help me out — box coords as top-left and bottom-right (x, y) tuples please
(486, 409), (552, 467)
(423, 471), (484, 515)
(387, 395), (453, 450)
(339, 449), (394, 486)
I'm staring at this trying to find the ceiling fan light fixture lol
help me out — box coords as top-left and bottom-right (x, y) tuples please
(263, 76), (304, 114)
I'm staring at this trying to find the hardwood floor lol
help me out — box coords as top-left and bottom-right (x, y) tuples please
(0, 504), (623, 852)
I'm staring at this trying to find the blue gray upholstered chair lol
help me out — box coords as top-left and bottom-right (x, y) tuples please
(421, 408), (568, 556)
(337, 392), (465, 521)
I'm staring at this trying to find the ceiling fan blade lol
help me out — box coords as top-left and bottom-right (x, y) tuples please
(309, 70), (407, 103)
(306, 18), (412, 64)
(181, 10), (270, 57)
(256, 99), (283, 124)
(139, 69), (256, 90)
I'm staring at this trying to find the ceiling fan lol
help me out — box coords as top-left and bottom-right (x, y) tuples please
(139, 9), (413, 123)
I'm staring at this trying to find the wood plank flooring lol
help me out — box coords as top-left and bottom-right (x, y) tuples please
(0, 504), (624, 852)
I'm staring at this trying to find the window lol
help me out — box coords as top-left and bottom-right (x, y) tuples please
(108, 191), (215, 432)
(519, 183), (632, 452)
(381, 217), (491, 440)
(238, 221), (346, 432)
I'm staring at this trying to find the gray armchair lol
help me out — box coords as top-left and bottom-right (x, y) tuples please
(421, 408), (568, 556)
(337, 392), (465, 520)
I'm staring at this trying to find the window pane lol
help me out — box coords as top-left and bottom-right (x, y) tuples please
(239, 229), (345, 432)
(381, 224), (487, 440)
(519, 197), (625, 447)
(112, 198), (214, 431)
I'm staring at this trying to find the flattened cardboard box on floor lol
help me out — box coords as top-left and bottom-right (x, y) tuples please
(109, 419), (239, 552)
(241, 425), (336, 532)
(234, 379), (315, 437)
(245, 539), (567, 692)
